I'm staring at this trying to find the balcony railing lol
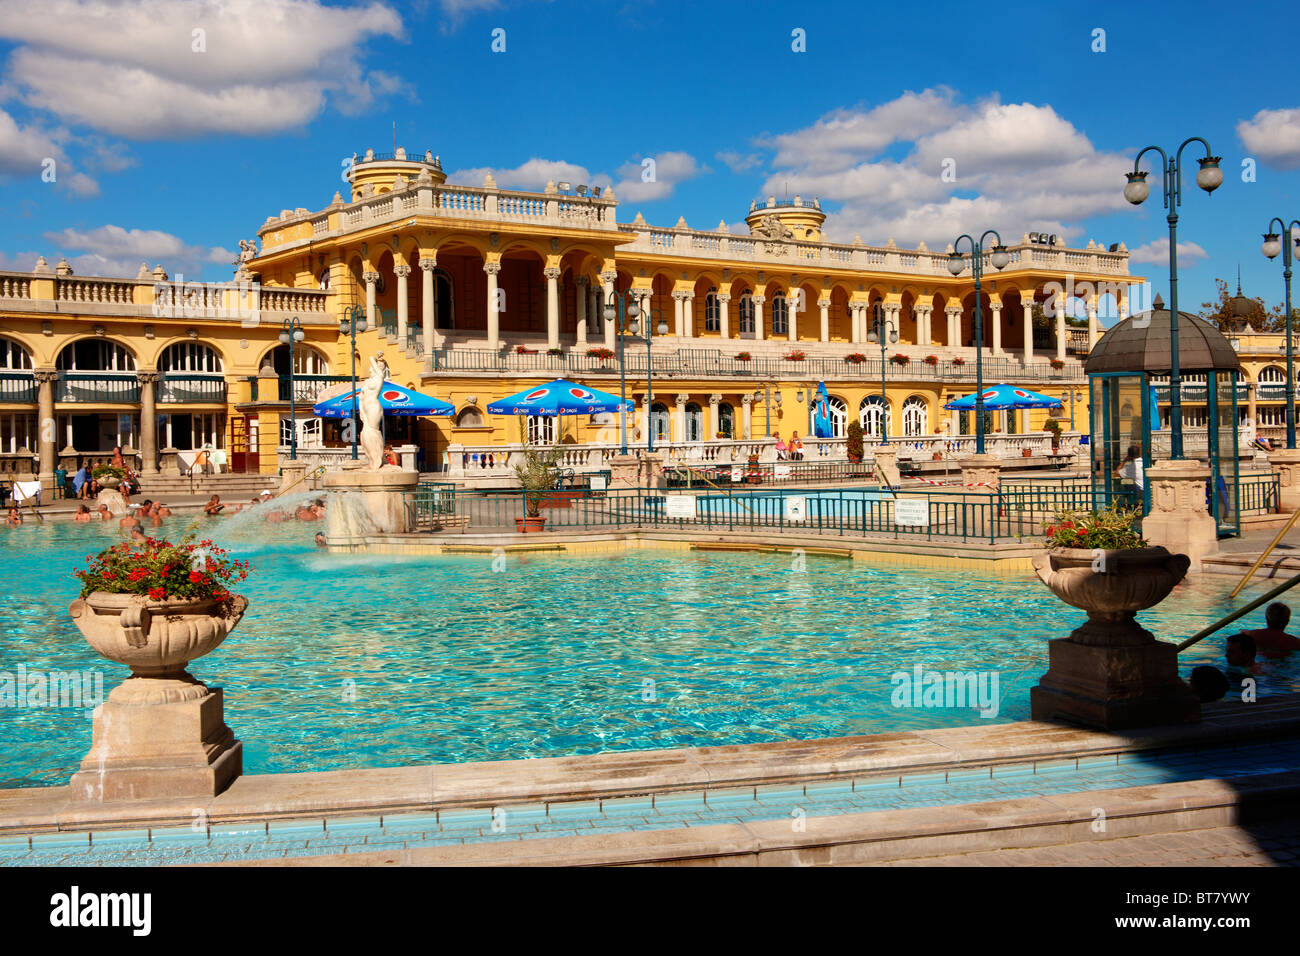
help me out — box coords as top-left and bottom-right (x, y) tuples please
(378, 306), (397, 337)
(246, 374), (353, 402)
(0, 372), (36, 403)
(427, 348), (1086, 383)
(159, 374), (227, 403)
(56, 373), (140, 404)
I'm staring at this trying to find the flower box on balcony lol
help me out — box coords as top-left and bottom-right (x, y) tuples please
(923, 355), (939, 366)
(515, 346), (538, 355)
(784, 350), (806, 362)
(890, 354), (909, 366)
(547, 348), (564, 356)
(844, 353), (867, 364)
(586, 348), (615, 360)
(952, 357), (966, 366)
(736, 352), (752, 362)
(1050, 358), (1065, 369)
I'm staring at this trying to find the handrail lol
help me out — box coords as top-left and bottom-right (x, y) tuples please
(16, 482), (43, 524)
(272, 464), (327, 500)
(1229, 507), (1300, 598)
(670, 463), (755, 513)
(1177, 571), (1300, 652)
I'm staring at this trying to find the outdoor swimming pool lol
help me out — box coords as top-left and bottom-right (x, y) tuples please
(2, 516), (1297, 789)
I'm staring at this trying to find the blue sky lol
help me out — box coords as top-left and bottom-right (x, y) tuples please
(1, 0), (1298, 320)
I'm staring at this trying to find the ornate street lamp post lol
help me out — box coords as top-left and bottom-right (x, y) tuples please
(948, 232), (1010, 454)
(1124, 138), (1223, 460)
(278, 315), (304, 461)
(1262, 220), (1300, 449)
(866, 302), (897, 444)
(605, 292), (667, 453)
(338, 304), (369, 460)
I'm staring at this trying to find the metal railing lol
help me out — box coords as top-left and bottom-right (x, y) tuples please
(406, 480), (457, 529)
(1000, 471), (1281, 518)
(158, 374), (227, 403)
(378, 306), (397, 337)
(664, 459), (877, 488)
(0, 372), (36, 403)
(56, 373), (140, 403)
(246, 374), (353, 402)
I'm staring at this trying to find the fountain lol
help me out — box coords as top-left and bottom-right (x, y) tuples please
(322, 354), (417, 546)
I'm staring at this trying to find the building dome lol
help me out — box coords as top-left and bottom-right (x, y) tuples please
(745, 195), (826, 242)
(1085, 294), (1240, 374)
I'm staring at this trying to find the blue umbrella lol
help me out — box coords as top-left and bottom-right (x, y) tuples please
(487, 378), (632, 417)
(312, 381), (454, 418)
(944, 383), (1063, 411)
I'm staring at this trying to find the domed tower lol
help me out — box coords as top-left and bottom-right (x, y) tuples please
(347, 146), (446, 201)
(745, 195), (826, 242)
(1224, 273), (1265, 333)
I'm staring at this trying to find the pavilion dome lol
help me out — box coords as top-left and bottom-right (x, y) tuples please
(1085, 294), (1240, 374)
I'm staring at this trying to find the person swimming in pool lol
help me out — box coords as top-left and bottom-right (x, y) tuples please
(1239, 602), (1300, 656)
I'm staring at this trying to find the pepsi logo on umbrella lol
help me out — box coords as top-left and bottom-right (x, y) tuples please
(381, 389), (410, 404)
(522, 388), (550, 403)
(568, 387), (596, 402)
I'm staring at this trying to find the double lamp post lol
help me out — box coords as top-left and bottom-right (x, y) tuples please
(605, 291), (668, 454)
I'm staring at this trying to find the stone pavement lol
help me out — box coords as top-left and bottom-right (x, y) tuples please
(870, 817), (1300, 866)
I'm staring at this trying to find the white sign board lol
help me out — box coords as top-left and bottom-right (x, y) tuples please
(893, 497), (929, 527)
(784, 495), (807, 522)
(774, 464), (792, 479)
(589, 473), (607, 491)
(730, 466), (743, 482)
(665, 494), (696, 519)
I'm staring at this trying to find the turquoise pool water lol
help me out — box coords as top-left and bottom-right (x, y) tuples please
(2, 516), (1297, 789)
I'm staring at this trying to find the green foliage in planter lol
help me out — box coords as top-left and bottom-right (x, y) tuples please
(92, 464), (127, 480)
(846, 421), (864, 461)
(75, 530), (252, 605)
(736, 352), (752, 361)
(1044, 502), (1146, 550)
(586, 347), (615, 359)
(844, 353), (867, 364)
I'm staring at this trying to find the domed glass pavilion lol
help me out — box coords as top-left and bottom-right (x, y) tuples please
(1085, 295), (1243, 535)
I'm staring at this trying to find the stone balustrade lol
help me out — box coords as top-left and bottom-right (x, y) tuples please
(275, 444), (419, 473)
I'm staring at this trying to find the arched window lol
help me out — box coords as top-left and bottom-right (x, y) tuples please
(455, 406), (484, 428)
(267, 344), (329, 376)
(859, 395), (892, 439)
(57, 339), (136, 371)
(0, 337), (32, 370)
(770, 293), (789, 336)
(432, 268), (455, 329)
(650, 402), (670, 442)
(704, 288), (720, 332)
(161, 342), (224, 374)
(318, 269), (330, 290)
(718, 402), (734, 438)
(737, 292), (755, 337)
(1259, 366), (1285, 384)
(827, 396), (847, 438)
(526, 416), (556, 444)
(685, 402), (703, 442)
(902, 397), (928, 436)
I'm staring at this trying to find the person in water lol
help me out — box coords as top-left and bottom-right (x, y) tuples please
(1238, 602), (1300, 656)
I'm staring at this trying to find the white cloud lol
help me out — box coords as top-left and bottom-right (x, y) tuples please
(716, 149), (762, 174)
(447, 150), (708, 204)
(1128, 238), (1209, 265)
(40, 224), (235, 278)
(753, 91), (1133, 247)
(0, 107), (99, 196)
(1238, 107), (1300, 170)
(0, 0), (405, 139)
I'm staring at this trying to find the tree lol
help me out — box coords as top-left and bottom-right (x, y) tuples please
(1199, 278), (1295, 333)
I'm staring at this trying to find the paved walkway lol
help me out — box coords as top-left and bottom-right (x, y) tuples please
(871, 818), (1300, 866)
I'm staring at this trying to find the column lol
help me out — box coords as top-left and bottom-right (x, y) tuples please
(946, 306), (962, 347)
(575, 276), (589, 347)
(742, 395), (754, 439)
(1056, 305), (1067, 361)
(920, 306), (933, 347)
(137, 370), (159, 475)
(849, 305), (860, 344)
(990, 300), (1002, 355)
(788, 295), (799, 342)
(363, 270), (379, 329)
(483, 261), (501, 351)
(682, 291), (695, 338)
(752, 295), (765, 340)
(674, 393), (688, 442)
(1022, 300), (1034, 364)
(419, 258), (437, 359)
(392, 263), (411, 348)
(1087, 300), (1100, 346)
(600, 272), (617, 350)
(818, 297), (830, 342)
(35, 369), (57, 492)
(709, 393), (721, 439)
(544, 267), (561, 350)
(672, 291), (685, 336)
(718, 293), (731, 339)
(887, 304), (902, 347)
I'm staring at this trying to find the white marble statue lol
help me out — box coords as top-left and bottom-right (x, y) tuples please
(359, 352), (389, 471)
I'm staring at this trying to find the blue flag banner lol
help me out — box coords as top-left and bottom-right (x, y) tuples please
(813, 382), (833, 438)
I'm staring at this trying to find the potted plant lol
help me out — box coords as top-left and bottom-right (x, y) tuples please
(890, 353), (909, 365)
(736, 351), (752, 362)
(515, 345), (538, 355)
(923, 355), (939, 366)
(846, 421), (864, 463)
(844, 353), (867, 364)
(1023, 447), (1034, 457)
(587, 347), (615, 362)
(547, 347), (563, 356)
(1050, 358), (1065, 369)
(69, 533), (251, 683)
(1044, 418), (1062, 451)
(952, 356), (966, 366)
(92, 464), (127, 489)
(513, 418), (564, 532)
(784, 350), (806, 361)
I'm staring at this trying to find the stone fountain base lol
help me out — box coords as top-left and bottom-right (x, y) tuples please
(323, 466), (419, 542)
(69, 677), (242, 801)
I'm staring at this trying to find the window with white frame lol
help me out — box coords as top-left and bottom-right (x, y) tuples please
(0, 338), (32, 370)
(704, 289), (720, 332)
(526, 416), (556, 445)
(827, 396), (847, 438)
(859, 395), (891, 439)
(902, 397), (928, 436)
(771, 294), (789, 336)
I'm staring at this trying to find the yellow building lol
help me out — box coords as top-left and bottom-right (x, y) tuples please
(0, 145), (1141, 490)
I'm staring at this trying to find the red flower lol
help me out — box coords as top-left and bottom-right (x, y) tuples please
(148, 586), (166, 600)
(128, 569), (149, 582)
(188, 571), (205, 583)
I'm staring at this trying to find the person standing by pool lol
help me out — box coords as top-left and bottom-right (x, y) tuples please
(73, 464), (90, 499)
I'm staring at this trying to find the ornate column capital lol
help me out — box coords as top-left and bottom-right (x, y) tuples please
(136, 369), (161, 385)
(741, 395), (754, 408)
(482, 262), (501, 276)
(575, 275), (590, 288)
(362, 270), (380, 284)
(674, 393), (689, 407)
(716, 292), (731, 303)
(670, 290), (687, 302)
(682, 290), (695, 300)
(33, 368), (60, 384)
(543, 267), (561, 281)
(751, 294), (765, 305)
(419, 258), (437, 272)
(393, 264), (412, 278)
(599, 270), (617, 284)
(709, 393), (722, 405)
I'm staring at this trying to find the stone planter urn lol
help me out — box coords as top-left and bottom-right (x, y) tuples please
(66, 592), (248, 801)
(97, 475), (121, 490)
(1030, 547), (1200, 729)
